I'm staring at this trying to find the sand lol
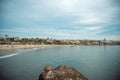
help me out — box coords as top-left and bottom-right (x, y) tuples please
(0, 45), (52, 50)
(0, 44), (76, 50)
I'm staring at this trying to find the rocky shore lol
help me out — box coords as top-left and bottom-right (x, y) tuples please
(39, 65), (88, 80)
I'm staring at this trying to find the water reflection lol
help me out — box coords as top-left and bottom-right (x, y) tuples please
(0, 46), (120, 80)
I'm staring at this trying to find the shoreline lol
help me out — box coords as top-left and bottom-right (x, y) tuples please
(0, 44), (118, 50)
(0, 45), (75, 50)
(0, 45), (55, 50)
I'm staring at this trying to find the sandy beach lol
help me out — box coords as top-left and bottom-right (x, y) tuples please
(0, 44), (76, 50)
(0, 45), (53, 50)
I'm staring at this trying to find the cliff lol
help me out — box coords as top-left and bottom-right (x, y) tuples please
(38, 65), (88, 80)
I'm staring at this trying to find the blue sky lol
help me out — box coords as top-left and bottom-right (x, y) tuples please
(0, 0), (120, 40)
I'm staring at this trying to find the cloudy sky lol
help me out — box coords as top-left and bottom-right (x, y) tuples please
(0, 0), (120, 40)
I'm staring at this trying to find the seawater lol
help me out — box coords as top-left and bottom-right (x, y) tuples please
(0, 46), (120, 80)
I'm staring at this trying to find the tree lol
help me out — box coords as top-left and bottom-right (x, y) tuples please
(5, 34), (8, 38)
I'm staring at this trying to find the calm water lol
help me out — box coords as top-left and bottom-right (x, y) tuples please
(0, 46), (120, 80)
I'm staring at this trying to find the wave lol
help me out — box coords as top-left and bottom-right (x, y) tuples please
(0, 48), (40, 59)
(0, 53), (20, 59)
(17, 47), (39, 52)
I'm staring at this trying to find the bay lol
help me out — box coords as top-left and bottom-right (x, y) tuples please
(0, 46), (120, 80)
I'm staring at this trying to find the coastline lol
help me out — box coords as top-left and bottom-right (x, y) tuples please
(0, 45), (54, 50)
(0, 44), (75, 50)
(0, 44), (116, 50)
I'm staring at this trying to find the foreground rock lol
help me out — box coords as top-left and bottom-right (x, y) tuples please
(39, 65), (88, 80)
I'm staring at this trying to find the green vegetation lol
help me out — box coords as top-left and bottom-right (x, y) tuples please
(0, 35), (120, 45)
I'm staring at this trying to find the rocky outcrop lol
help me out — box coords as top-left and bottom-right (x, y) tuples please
(38, 65), (88, 80)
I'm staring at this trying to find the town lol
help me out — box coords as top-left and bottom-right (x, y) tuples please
(0, 35), (120, 45)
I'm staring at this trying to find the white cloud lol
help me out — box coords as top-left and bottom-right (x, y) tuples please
(86, 26), (102, 30)
(1, 26), (119, 40)
(73, 17), (104, 25)
(107, 35), (120, 40)
(21, 0), (119, 24)
(1, 0), (120, 40)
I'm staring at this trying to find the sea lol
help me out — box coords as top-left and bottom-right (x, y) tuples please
(0, 46), (120, 80)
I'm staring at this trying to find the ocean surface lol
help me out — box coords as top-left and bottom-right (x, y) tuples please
(0, 46), (120, 80)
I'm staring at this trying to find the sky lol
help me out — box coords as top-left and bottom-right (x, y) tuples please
(0, 0), (120, 40)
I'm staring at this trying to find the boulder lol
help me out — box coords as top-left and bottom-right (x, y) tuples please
(39, 65), (88, 80)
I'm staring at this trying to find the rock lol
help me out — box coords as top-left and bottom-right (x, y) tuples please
(38, 65), (88, 80)
(44, 65), (52, 72)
